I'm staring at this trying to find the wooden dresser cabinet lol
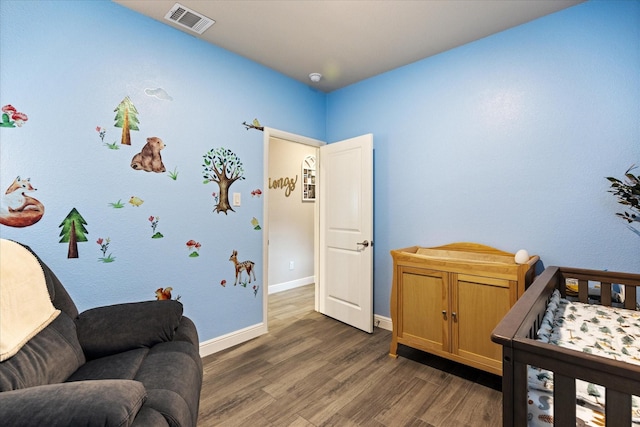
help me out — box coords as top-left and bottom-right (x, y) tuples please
(389, 242), (539, 376)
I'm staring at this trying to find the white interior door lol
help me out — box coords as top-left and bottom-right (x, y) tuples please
(319, 134), (373, 333)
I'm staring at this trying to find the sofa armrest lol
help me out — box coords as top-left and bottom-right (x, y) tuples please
(0, 380), (146, 427)
(76, 300), (183, 360)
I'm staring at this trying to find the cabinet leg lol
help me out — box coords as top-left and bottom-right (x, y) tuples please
(389, 338), (398, 358)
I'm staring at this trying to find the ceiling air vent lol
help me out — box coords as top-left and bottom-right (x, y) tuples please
(164, 3), (215, 35)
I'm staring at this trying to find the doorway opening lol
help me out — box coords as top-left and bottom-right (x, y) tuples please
(262, 128), (324, 330)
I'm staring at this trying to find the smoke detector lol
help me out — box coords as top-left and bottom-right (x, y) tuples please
(309, 73), (322, 83)
(165, 3), (215, 35)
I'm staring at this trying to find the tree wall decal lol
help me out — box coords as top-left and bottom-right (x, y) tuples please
(113, 96), (139, 145)
(202, 147), (245, 214)
(59, 208), (88, 258)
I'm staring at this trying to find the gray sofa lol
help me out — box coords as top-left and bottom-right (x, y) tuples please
(0, 243), (203, 426)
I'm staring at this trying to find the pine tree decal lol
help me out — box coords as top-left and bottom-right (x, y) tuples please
(59, 208), (88, 258)
(113, 96), (139, 145)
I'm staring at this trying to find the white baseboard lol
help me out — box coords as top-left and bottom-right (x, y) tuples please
(374, 314), (392, 331)
(199, 322), (267, 358)
(268, 276), (314, 294)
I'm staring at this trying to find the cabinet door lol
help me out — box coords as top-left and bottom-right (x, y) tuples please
(453, 274), (512, 372)
(398, 267), (448, 353)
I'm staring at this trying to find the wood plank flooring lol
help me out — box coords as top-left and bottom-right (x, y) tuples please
(198, 284), (502, 426)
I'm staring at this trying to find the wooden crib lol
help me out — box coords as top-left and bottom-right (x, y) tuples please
(492, 266), (640, 426)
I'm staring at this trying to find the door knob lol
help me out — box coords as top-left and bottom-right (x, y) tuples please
(357, 240), (369, 248)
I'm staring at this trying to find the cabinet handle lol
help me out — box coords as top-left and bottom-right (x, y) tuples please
(441, 310), (447, 320)
(452, 312), (457, 321)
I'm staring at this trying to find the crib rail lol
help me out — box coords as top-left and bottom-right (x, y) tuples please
(557, 268), (640, 310)
(492, 266), (640, 427)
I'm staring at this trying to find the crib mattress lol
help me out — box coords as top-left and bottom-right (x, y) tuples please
(527, 290), (640, 426)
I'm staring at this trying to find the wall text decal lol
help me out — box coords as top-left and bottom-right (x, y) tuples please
(269, 175), (298, 197)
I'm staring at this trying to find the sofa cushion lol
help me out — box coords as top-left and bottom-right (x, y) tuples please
(173, 316), (200, 346)
(134, 341), (203, 427)
(0, 313), (85, 391)
(131, 406), (170, 426)
(0, 379), (146, 427)
(76, 300), (184, 360)
(66, 348), (149, 382)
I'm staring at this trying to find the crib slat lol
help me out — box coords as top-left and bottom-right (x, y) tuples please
(513, 360), (529, 427)
(601, 282), (612, 306)
(553, 373), (576, 427)
(605, 389), (632, 426)
(625, 285), (637, 310)
(578, 279), (589, 303)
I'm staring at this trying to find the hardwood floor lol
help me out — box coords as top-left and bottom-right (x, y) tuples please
(198, 284), (503, 426)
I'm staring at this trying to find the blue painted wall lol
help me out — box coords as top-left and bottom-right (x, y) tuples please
(0, 0), (325, 344)
(1, 0), (638, 339)
(327, 0), (640, 317)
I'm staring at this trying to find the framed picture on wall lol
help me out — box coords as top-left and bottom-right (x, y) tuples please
(302, 155), (316, 201)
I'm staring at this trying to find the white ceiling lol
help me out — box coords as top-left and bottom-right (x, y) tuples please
(113, 0), (583, 93)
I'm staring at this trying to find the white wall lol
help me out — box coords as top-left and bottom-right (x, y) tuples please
(268, 137), (316, 293)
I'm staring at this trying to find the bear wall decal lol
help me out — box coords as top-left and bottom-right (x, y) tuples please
(131, 137), (166, 173)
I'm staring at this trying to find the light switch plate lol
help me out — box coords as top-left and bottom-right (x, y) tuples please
(233, 192), (241, 206)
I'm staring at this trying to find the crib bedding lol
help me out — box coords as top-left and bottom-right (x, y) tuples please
(527, 290), (640, 426)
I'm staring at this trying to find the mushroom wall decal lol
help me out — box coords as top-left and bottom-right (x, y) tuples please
(1, 104), (29, 128)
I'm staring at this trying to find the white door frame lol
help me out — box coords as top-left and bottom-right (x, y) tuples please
(262, 127), (325, 330)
